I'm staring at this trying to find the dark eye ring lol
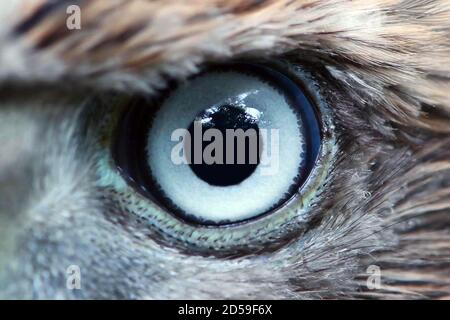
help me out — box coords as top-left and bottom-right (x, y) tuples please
(113, 62), (322, 226)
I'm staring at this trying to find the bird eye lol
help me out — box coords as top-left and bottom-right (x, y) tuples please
(113, 63), (322, 225)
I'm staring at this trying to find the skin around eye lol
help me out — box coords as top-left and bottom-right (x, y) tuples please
(113, 64), (321, 225)
(94, 60), (337, 253)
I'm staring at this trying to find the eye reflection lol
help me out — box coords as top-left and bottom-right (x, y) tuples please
(113, 63), (321, 225)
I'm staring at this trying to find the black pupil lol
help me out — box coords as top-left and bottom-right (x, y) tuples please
(187, 104), (261, 186)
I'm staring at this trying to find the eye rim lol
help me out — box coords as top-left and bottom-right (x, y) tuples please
(97, 59), (337, 254)
(112, 61), (324, 226)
